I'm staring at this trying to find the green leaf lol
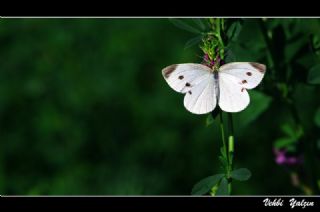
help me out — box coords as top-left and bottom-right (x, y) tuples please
(275, 123), (303, 149)
(281, 123), (303, 139)
(216, 177), (228, 195)
(286, 145), (297, 152)
(312, 35), (320, 54)
(297, 54), (316, 70)
(233, 20), (264, 51)
(235, 90), (272, 129)
(231, 168), (251, 181)
(274, 137), (297, 149)
(307, 64), (320, 84)
(225, 49), (236, 63)
(226, 42), (261, 62)
(169, 19), (201, 34)
(281, 124), (297, 138)
(184, 35), (202, 49)
(284, 37), (307, 63)
(192, 19), (206, 31)
(191, 174), (224, 195)
(227, 21), (242, 42)
(314, 107), (320, 127)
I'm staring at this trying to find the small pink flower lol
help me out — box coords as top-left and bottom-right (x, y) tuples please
(202, 54), (215, 68)
(273, 148), (303, 166)
(203, 54), (209, 61)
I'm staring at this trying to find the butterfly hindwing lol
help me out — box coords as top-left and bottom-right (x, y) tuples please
(183, 75), (216, 114)
(218, 72), (250, 113)
(219, 62), (266, 89)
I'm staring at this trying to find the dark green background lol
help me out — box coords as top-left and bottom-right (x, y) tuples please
(0, 18), (319, 195)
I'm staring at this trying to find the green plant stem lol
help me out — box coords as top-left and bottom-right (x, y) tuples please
(227, 113), (234, 194)
(216, 18), (232, 195)
(208, 18), (235, 195)
(216, 19), (225, 60)
(228, 113), (234, 165)
(219, 112), (227, 162)
(218, 112), (234, 195)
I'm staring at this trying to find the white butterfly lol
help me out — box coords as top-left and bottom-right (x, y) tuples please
(162, 62), (266, 114)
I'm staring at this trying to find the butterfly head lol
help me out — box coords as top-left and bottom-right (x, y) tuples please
(213, 64), (220, 73)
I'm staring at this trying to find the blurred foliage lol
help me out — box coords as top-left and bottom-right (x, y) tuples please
(0, 18), (319, 195)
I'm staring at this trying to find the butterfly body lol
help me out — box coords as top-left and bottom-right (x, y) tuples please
(213, 71), (220, 104)
(162, 62), (266, 114)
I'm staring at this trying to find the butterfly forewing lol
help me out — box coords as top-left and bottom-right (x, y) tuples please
(162, 63), (212, 93)
(219, 62), (266, 89)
